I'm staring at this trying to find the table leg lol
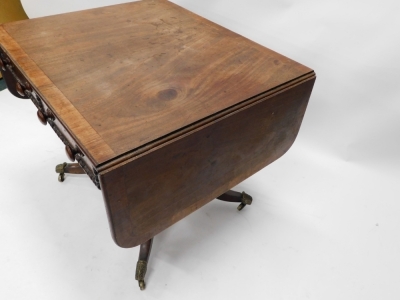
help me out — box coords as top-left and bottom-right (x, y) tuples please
(55, 162), (85, 182)
(216, 190), (253, 211)
(135, 238), (153, 290)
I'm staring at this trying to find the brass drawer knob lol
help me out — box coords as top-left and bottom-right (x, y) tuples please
(65, 145), (76, 162)
(37, 110), (47, 125)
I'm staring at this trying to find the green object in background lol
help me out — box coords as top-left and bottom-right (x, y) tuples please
(0, 0), (29, 82)
(0, 0), (28, 23)
(0, 78), (6, 91)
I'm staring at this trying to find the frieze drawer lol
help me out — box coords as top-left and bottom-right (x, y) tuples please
(0, 46), (100, 189)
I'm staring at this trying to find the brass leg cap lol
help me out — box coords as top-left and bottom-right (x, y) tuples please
(56, 162), (67, 183)
(237, 203), (246, 211)
(139, 280), (146, 290)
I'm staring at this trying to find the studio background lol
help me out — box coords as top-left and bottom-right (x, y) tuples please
(1, 0), (399, 299)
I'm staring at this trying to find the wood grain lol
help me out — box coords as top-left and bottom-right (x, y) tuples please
(100, 76), (315, 248)
(0, 28), (116, 164)
(0, 0), (316, 248)
(1, 0), (312, 165)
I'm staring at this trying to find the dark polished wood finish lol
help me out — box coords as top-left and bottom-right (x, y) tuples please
(138, 239), (153, 262)
(57, 163), (85, 174)
(217, 190), (243, 202)
(100, 76), (314, 247)
(0, 0), (315, 256)
(0, 0), (313, 166)
(55, 162), (86, 182)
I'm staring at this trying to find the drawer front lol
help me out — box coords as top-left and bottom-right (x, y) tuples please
(0, 47), (100, 189)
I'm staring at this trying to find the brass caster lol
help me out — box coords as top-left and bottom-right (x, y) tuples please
(135, 260), (148, 291)
(237, 191), (253, 211)
(237, 203), (246, 211)
(58, 173), (65, 182)
(139, 280), (146, 290)
(55, 162), (67, 183)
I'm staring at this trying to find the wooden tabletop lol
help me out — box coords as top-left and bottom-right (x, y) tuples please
(0, 0), (312, 167)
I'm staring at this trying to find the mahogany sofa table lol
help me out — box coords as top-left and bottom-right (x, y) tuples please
(0, 0), (315, 290)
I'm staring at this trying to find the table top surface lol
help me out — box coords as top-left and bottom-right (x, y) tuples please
(0, 0), (312, 166)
